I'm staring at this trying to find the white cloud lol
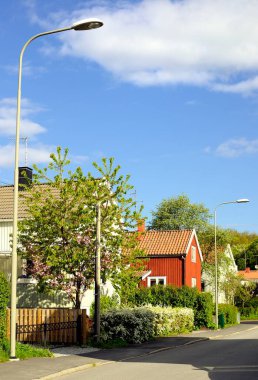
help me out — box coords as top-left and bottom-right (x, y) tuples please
(213, 77), (258, 95)
(27, 0), (258, 94)
(212, 138), (258, 158)
(0, 98), (46, 137)
(0, 143), (53, 168)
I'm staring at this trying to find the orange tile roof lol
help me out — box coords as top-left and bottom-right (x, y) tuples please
(138, 229), (194, 256)
(238, 270), (258, 280)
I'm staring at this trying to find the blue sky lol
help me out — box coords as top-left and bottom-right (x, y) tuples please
(0, 0), (258, 232)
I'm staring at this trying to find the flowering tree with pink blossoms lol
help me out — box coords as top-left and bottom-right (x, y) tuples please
(18, 147), (144, 308)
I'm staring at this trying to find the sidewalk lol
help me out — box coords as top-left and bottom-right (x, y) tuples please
(0, 322), (255, 380)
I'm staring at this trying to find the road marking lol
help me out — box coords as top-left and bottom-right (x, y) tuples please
(202, 365), (258, 373)
(209, 325), (258, 340)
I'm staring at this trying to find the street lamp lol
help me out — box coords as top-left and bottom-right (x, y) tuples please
(10, 18), (103, 359)
(214, 198), (249, 329)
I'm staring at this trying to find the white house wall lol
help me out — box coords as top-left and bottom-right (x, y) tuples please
(0, 221), (12, 253)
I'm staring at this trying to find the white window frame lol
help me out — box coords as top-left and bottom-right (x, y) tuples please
(147, 276), (166, 287)
(191, 246), (196, 263)
(191, 277), (197, 288)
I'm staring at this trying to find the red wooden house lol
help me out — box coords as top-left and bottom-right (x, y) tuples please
(138, 227), (203, 290)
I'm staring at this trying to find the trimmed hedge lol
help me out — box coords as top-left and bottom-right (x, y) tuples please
(147, 306), (194, 336)
(99, 306), (194, 344)
(131, 285), (214, 328)
(0, 273), (10, 346)
(218, 304), (238, 325)
(100, 308), (155, 344)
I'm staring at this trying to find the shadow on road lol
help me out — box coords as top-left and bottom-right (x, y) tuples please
(75, 322), (258, 379)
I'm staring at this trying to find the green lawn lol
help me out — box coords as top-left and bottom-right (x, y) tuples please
(0, 342), (53, 363)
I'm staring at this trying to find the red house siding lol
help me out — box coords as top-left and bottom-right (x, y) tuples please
(184, 235), (202, 290)
(140, 257), (183, 288)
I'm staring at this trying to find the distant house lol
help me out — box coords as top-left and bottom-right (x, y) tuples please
(0, 167), (31, 279)
(137, 225), (203, 290)
(238, 267), (258, 284)
(202, 244), (238, 303)
(0, 167), (115, 313)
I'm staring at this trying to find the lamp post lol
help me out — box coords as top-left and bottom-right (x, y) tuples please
(94, 202), (101, 343)
(214, 198), (249, 330)
(10, 18), (103, 359)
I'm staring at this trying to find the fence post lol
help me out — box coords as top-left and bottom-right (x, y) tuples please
(77, 313), (82, 345)
(81, 310), (90, 346)
(16, 323), (18, 342)
(43, 323), (47, 347)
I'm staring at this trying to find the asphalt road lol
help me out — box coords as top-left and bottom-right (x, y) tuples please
(60, 322), (258, 380)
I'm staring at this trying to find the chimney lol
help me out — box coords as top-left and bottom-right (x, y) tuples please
(18, 167), (32, 191)
(245, 267), (251, 273)
(137, 220), (145, 234)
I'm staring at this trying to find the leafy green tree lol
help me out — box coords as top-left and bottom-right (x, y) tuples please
(198, 224), (231, 261)
(220, 271), (242, 304)
(149, 194), (211, 231)
(234, 282), (256, 308)
(242, 239), (258, 270)
(18, 147), (144, 308)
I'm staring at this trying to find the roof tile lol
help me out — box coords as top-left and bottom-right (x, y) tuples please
(138, 229), (193, 256)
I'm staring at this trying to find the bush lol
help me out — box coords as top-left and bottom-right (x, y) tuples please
(100, 308), (155, 344)
(99, 306), (194, 345)
(90, 294), (119, 317)
(235, 294), (258, 318)
(131, 285), (213, 328)
(147, 306), (194, 336)
(218, 304), (238, 325)
(0, 273), (10, 346)
(195, 292), (214, 328)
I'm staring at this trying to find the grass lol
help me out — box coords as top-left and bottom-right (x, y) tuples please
(241, 315), (258, 321)
(0, 341), (53, 362)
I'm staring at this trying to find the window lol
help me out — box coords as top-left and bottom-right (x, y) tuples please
(147, 276), (166, 287)
(191, 277), (197, 288)
(191, 246), (196, 263)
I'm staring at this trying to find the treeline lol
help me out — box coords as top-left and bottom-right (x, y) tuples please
(148, 194), (258, 270)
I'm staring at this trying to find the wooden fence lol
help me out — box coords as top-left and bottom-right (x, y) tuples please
(6, 308), (91, 345)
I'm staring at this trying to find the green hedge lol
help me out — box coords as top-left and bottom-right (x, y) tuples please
(218, 304), (238, 325)
(131, 285), (214, 328)
(100, 308), (155, 344)
(0, 273), (10, 346)
(147, 306), (194, 336)
(99, 306), (194, 344)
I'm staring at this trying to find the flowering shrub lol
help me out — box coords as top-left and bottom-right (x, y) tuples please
(131, 285), (213, 328)
(99, 306), (194, 344)
(147, 306), (194, 336)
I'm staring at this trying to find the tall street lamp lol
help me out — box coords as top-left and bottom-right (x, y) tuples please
(10, 18), (103, 359)
(214, 198), (249, 329)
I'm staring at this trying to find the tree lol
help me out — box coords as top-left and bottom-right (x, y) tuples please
(149, 194), (211, 231)
(18, 147), (144, 308)
(198, 224), (231, 261)
(234, 281), (256, 308)
(239, 238), (258, 270)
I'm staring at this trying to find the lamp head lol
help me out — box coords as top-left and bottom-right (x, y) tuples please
(71, 18), (104, 31)
(236, 198), (250, 203)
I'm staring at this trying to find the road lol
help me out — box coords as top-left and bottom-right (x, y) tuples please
(60, 322), (258, 380)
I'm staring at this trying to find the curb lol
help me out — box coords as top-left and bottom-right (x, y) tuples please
(36, 361), (114, 380)
(37, 337), (209, 379)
